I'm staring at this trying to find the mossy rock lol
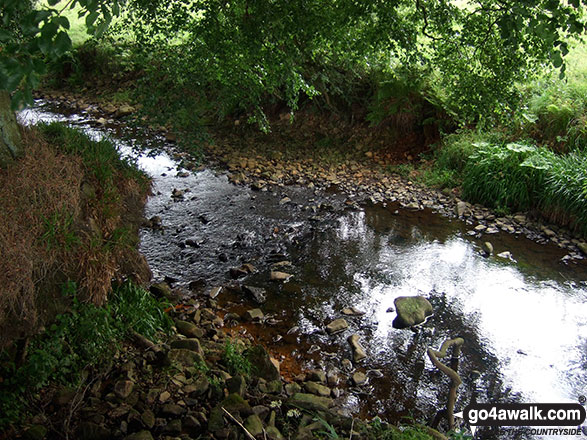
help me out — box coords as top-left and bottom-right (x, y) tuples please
(392, 296), (433, 329)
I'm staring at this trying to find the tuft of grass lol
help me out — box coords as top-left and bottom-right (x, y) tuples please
(540, 151), (587, 236)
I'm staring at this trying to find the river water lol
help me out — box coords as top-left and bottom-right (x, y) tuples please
(19, 101), (587, 439)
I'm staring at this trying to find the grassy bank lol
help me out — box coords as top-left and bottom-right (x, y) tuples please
(0, 122), (161, 429)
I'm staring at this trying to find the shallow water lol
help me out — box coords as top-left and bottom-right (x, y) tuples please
(19, 101), (587, 439)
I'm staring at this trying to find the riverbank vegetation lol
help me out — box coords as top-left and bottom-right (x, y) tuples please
(36, 0), (587, 237)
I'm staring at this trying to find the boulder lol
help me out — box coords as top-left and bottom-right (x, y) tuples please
(392, 296), (433, 329)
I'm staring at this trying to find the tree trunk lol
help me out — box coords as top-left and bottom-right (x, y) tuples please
(0, 90), (22, 167)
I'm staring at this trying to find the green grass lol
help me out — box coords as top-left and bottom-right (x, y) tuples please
(38, 122), (146, 188)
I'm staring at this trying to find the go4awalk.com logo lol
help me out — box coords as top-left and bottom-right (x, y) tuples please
(454, 400), (587, 437)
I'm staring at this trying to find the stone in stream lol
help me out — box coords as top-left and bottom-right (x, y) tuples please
(392, 296), (433, 329)
(244, 308), (264, 322)
(243, 285), (267, 304)
(481, 241), (494, 256)
(577, 242), (587, 256)
(455, 200), (468, 217)
(341, 307), (365, 316)
(325, 318), (349, 335)
(347, 334), (367, 362)
(270, 271), (292, 281)
(351, 371), (368, 386)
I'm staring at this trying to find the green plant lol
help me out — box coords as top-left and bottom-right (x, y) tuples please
(222, 339), (251, 376)
(0, 281), (171, 429)
(462, 141), (549, 211)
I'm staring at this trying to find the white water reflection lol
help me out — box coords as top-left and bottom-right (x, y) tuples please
(339, 210), (587, 407)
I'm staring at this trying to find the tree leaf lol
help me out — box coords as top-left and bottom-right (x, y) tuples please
(54, 31), (72, 56)
(86, 11), (99, 28)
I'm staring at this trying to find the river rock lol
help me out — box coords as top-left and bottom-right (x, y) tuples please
(161, 403), (185, 417)
(351, 372), (367, 386)
(285, 382), (302, 396)
(270, 271), (292, 281)
(244, 308), (264, 321)
(304, 381), (331, 397)
(77, 422), (111, 440)
(306, 369), (327, 383)
(326, 318), (349, 335)
(114, 380), (134, 400)
(149, 281), (180, 302)
(243, 285), (267, 304)
(175, 320), (202, 339)
(341, 307), (365, 316)
(481, 241), (493, 256)
(246, 345), (280, 381)
(288, 393), (333, 412)
(124, 431), (154, 440)
(347, 334), (367, 362)
(168, 348), (204, 367)
(245, 415), (264, 437)
(455, 201), (468, 217)
(577, 242), (587, 255)
(170, 338), (203, 354)
(392, 296), (433, 329)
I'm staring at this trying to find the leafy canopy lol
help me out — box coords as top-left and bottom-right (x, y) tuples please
(0, 0), (120, 109)
(1, 0), (586, 121)
(117, 0), (587, 124)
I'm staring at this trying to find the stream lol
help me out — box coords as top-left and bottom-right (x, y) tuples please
(19, 100), (587, 439)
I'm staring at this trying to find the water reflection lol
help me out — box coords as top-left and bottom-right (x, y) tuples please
(20, 102), (587, 439)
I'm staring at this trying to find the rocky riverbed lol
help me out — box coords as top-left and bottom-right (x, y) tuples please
(19, 93), (587, 440)
(33, 89), (587, 262)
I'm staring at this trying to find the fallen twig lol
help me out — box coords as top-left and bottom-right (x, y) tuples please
(221, 407), (256, 440)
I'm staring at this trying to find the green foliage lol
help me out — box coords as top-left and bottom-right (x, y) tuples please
(0, 0), (121, 109)
(0, 281), (171, 428)
(462, 141), (549, 211)
(110, 281), (173, 340)
(114, 0), (586, 128)
(222, 339), (251, 377)
(540, 151), (587, 235)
